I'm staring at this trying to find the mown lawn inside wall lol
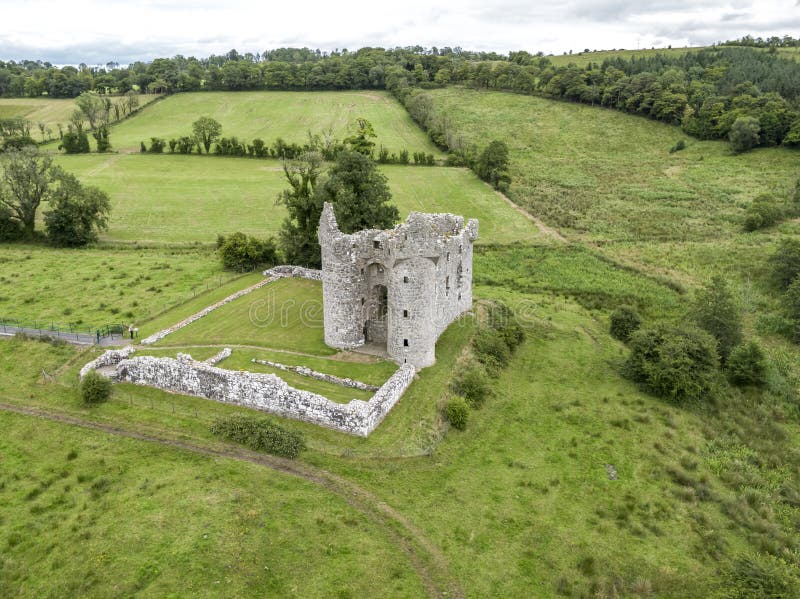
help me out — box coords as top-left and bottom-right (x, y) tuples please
(54, 154), (538, 245)
(159, 277), (333, 355)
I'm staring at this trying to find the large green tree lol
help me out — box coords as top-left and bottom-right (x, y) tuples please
(276, 152), (324, 267)
(475, 140), (511, 192)
(344, 117), (377, 156)
(43, 168), (110, 246)
(729, 116), (761, 153)
(75, 91), (105, 130)
(192, 116), (222, 154)
(317, 150), (398, 234)
(0, 147), (54, 238)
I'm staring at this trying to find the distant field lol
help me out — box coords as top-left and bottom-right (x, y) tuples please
(55, 154), (542, 245)
(80, 90), (444, 155)
(0, 95), (160, 141)
(547, 46), (699, 67)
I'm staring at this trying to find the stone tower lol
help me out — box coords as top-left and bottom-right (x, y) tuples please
(318, 202), (478, 368)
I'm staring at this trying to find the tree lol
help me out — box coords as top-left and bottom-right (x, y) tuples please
(92, 124), (111, 152)
(691, 275), (742, 362)
(43, 168), (110, 246)
(727, 341), (768, 387)
(276, 152), (324, 267)
(192, 116), (222, 154)
(610, 305), (642, 343)
(626, 326), (719, 404)
(75, 91), (104, 130)
(344, 116), (377, 156)
(769, 239), (800, 289)
(59, 128), (90, 154)
(476, 140), (511, 191)
(729, 116), (760, 153)
(217, 232), (278, 271)
(0, 147), (54, 238)
(317, 150), (399, 234)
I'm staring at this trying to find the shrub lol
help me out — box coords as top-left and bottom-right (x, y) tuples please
(218, 232), (279, 271)
(610, 305), (642, 343)
(691, 275), (742, 363)
(139, 141), (146, 153)
(209, 414), (305, 458)
(60, 130), (90, 154)
(473, 328), (512, 374)
(148, 137), (166, 153)
(720, 553), (800, 598)
(727, 341), (768, 387)
(0, 206), (23, 241)
(743, 194), (783, 231)
(669, 139), (687, 153)
(729, 116), (760, 153)
(444, 397), (469, 430)
(770, 239), (800, 289)
(451, 364), (492, 409)
(81, 371), (112, 404)
(626, 326), (719, 404)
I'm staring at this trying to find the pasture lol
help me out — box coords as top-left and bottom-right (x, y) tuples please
(55, 154), (542, 245)
(81, 90), (445, 155)
(0, 94), (160, 141)
(547, 46), (699, 67)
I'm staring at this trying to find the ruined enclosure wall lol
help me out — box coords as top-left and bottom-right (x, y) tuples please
(83, 349), (416, 437)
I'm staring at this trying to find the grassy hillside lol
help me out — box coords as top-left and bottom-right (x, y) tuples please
(547, 46), (699, 67)
(78, 90), (445, 155)
(0, 95), (160, 141)
(54, 154), (541, 245)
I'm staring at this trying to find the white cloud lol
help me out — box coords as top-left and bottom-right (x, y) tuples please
(0, 0), (797, 63)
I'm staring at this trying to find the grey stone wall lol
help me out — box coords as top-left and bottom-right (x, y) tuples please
(251, 358), (379, 391)
(79, 346), (136, 378)
(264, 265), (323, 280)
(83, 349), (415, 436)
(318, 202), (478, 367)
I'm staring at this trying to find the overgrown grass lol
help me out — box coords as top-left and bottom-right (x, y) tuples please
(0, 244), (228, 326)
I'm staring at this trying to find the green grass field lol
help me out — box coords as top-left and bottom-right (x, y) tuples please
(547, 46), (700, 67)
(0, 244), (233, 327)
(75, 90), (445, 155)
(160, 277), (331, 354)
(0, 95), (160, 142)
(54, 154), (542, 245)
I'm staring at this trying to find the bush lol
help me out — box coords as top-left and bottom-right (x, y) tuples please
(626, 325), (720, 404)
(669, 139), (687, 153)
(209, 414), (305, 458)
(81, 370), (112, 404)
(691, 275), (742, 363)
(729, 116), (760, 153)
(444, 397), (469, 430)
(727, 341), (768, 387)
(148, 137), (166, 153)
(770, 239), (800, 289)
(473, 328), (512, 374)
(0, 206), (23, 241)
(60, 130), (90, 154)
(451, 364), (492, 409)
(720, 553), (800, 598)
(743, 194), (783, 231)
(218, 232), (279, 271)
(610, 305), (642, 343)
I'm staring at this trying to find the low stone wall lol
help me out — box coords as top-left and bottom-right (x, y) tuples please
(206, 347), (232, 365)
(251, 358), (379, 391)
(79, 346), (136, 378)
(108, 353), (415, 436)
(265, 265), (323, 280)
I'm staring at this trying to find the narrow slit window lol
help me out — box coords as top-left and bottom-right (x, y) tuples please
(403, 309), (409, 318)
(403, 339), (409, 347)
(373, 240), (380, 249)
(403, 276), (409, 283)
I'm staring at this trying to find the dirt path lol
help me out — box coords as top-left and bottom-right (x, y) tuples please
(493, 189), (568, 243)
(0, 401), (462, 598)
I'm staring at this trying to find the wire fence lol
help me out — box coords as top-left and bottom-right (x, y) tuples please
(0, 318), (128, 344)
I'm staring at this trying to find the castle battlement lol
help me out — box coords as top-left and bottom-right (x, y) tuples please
(318, 202), (478, 368)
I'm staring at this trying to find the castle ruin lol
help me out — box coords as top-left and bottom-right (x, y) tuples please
(318, 202), (478, 368)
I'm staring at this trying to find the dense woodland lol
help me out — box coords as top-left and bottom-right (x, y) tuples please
(3, 42), (800, 150)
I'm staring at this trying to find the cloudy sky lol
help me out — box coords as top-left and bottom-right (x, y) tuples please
(1, 0), (798, 64)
